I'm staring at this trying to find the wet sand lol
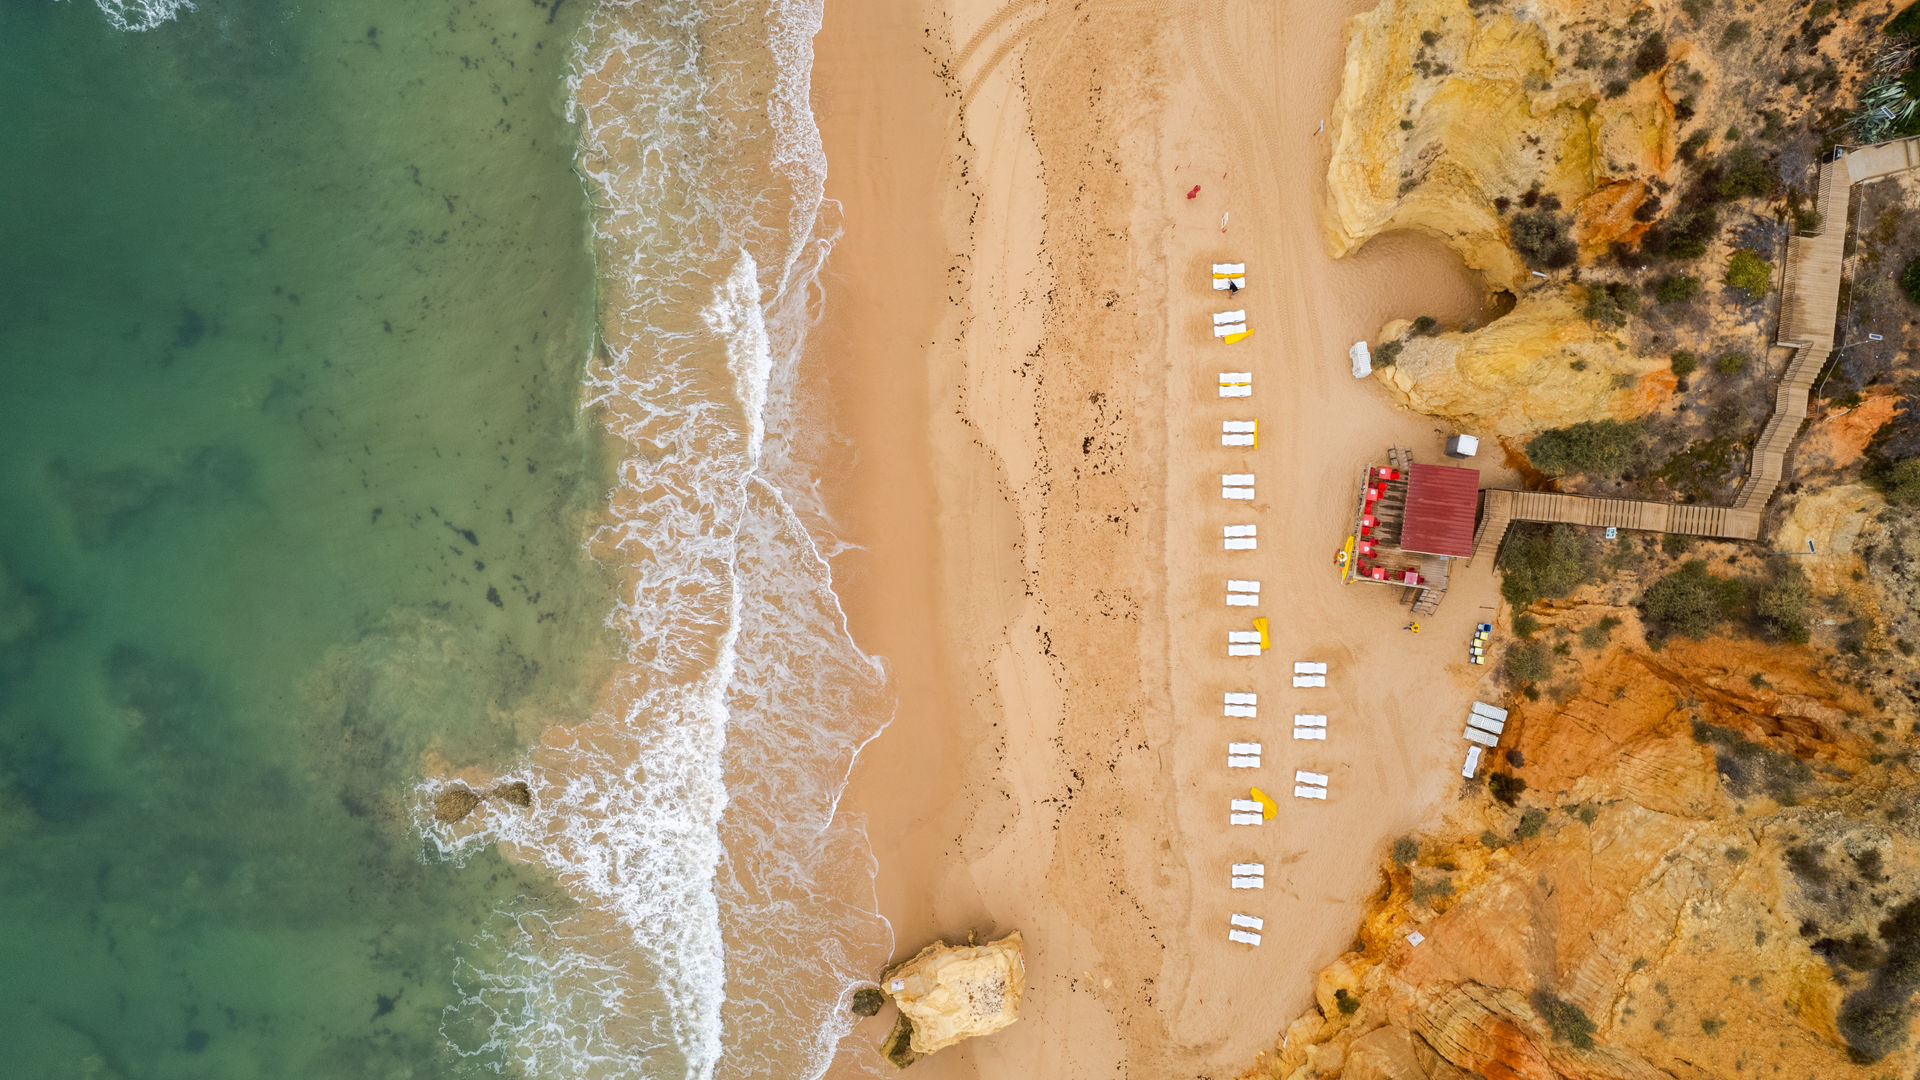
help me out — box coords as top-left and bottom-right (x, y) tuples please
(812, 0), (1513, 1074)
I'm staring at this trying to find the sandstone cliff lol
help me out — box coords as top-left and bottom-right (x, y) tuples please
(1329, 0), (1897, 437)
(1240, 631), (1920, 1079)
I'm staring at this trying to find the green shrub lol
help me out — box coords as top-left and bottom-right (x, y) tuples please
(1669, 350), (1698, 376)
(1634, 32), (1668, 75)
(1604, 78), (1630, 98)
(1532, 990), (1598, 1049)
(1656, 275), (1703, 304)
(1526, 420), (1646, 478)
(1716, 351), (1751, 375)
(1334, 988), (1361, 1015)
(1757, 561), (1812, 643)
(1579, 615), (1622, 649)
(1510, 210), (1578, 269)
(1487, 771), (1527, 805)
(1883, 457), (1920, 504)
(1516, 807), (1549, 839)
(1714, 147), (1776, 201)
(1677, 130), (1711, 163)
(1887, 0), (1920, 38)
(1506, 640), (1555, 684)
(1512, 612), (1542, 637)
(1392, 836), (1420, 865)
(1640, 559), (1741, 641)
(1720, 20), (1751, 47)
(1725, 249), (1773, 298)
(1902, 257), (1920, 306)
(1583, 282), (1640, 328)
(1411, 315), (1441, 336)
(1500, 524), (1594, 607)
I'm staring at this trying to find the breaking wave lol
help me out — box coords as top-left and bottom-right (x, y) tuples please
(75, 0), (194, 32)
(416, 1), (896, 1078)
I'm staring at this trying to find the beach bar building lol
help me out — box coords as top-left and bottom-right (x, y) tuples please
(1346, 457), (1479, 614)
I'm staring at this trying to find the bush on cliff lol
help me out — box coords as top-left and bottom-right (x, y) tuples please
(1509, 210), (1578, 270)
(1583, 282), (1640, 328)
(1655, 275), (1703, 304)
(1531, 990), (1598, 1049)
(1640, 559), (1744, 642)
(1837, 898), (1920, 1063)
(1499, 524), (1593, 607)
(1505, 640), (1555, 685)
(1881, 457), (1920, 504)
(1725, 249), (1773, 298)
(1901, 256), (1920, 306)
(1756, 561), (1813, 644)
(1525, 420), (1646, 478)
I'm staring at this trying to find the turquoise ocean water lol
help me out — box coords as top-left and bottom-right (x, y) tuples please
(0, 1), (618, 1075)
(4, 1), (901, 1077)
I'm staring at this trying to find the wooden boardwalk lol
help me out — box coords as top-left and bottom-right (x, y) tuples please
(1470, 136), (1920, 564)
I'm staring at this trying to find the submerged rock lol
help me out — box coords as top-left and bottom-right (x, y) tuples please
(491, 780), (533, 807)
(431, 786), (481, 823)
(850, 986), (885, 1017)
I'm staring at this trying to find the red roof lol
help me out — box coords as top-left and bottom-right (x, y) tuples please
(1399, 464), (1480, 557)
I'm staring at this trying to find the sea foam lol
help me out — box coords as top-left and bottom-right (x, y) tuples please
(74, 0), (194, 32)
(418, 0), (895, 1077)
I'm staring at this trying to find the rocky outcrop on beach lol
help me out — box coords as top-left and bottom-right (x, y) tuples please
(878, 932), (1027, 1067)
(1327, 0), (1897, 436)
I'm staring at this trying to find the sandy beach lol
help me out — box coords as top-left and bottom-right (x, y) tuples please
(813, 0), (1516, 1074)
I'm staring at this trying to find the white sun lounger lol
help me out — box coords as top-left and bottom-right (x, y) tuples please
(1223, 420), (1256, 433)
(1471, 701), (1509, 722)
(1230, 812), (1264, 825)
(1231, 876), (1264, 889)
(1222, 433), (1255, 447)
(1224, 691), (1257, 705)
(1229, 644), (1262, 656)
(1224, 525), (1256, 538)
(1224, 536), (1257, 550)
(1293, 785), (1328, 800)
(1227, 579), (1260, 592)
(1228, 755), (1261, 769)
(1230, 913), (1263, 930)
(1218, 372), (1252, 398)
(1292, 675), (1325, 687)
(1225, 704), (1257, 717)
(1293, 661), (1327, 675)
(1228, 742), (1261, 755)
(1213, 322), (1248, 338)
(1293, 714), (1326, 727)
(1213, 310), (1247, 325)
(1295, 770), (1329, 786)
(1464, 726), (1499, 747)
(1466, 712), (1504, 736)
(1228, 928), (1262, 946)
(1231, 862), (1265, 876)
(1228, 631), (1261, 643)
(1292, 728), (1326, 740)
(1230, 798), (1263, 813)
(1462, 745), (1483, 779)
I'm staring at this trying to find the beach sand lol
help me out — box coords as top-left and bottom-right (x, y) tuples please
(813, 0), (1513, 1074)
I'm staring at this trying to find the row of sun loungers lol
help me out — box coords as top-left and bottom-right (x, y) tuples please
(1227, 630), (1261, 657)
(1226, 579), (1260, 607)
(1221, 420), (1256, 447)
(1222, 473), (1255, 500)
(1227, 740), (1262, 768)
(1223, 524), (1257, 551)
(1228, 912), (1263, 947)
(1223, 690), (1257, 717)
(1218, 372), (1252, 397)
(1231, 862), (1266, 890)
(1459, 701), (1509, 776)
(1294, 768), (1329, 800)
(1212, 263), (1247, 291)
(1294, 713), (1326, 740)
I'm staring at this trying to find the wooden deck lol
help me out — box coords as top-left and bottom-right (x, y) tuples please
(1469, 137), (1920, 564)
